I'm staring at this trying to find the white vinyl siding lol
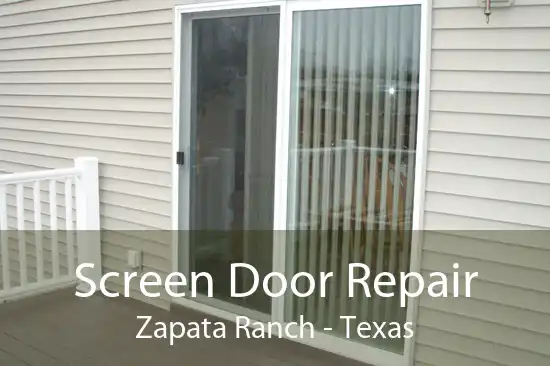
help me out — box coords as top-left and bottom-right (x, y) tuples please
(416, 1), (550, 365)
(0, 0), (183, 309)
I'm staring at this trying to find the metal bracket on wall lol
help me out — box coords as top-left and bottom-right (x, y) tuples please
(478, 0), (515, 24)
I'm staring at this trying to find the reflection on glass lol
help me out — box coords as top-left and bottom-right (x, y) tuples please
(285, 5), (421, 354)
(188, 13), (280, 314)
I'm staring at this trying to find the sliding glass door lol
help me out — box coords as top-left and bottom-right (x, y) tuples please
(178, 7), (281, 316)
(284, 4), (421, 355)
(176, 1), (425, 364)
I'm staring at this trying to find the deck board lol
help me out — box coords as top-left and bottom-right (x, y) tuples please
(0, 288), (369, 366)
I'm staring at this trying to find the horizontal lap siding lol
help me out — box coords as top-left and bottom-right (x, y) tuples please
(3, 0), (548, 362)
(417, 1), (550, 365)
(0, 0), (185, 309)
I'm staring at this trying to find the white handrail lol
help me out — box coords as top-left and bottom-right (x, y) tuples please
(0, 167), (81, 185)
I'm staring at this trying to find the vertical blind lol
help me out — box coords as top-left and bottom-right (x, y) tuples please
(286, 5), (421, 353)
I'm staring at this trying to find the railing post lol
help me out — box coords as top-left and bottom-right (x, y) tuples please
(74, 157), (101, 293)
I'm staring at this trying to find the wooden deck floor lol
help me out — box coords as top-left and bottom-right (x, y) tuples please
(0, 288), (368, 366)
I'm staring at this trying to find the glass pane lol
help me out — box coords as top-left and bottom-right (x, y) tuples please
(285, 5), (421, 354)
(187, 13), (280, 314)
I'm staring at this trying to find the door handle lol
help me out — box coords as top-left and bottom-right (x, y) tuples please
(176, 151), (185, 166)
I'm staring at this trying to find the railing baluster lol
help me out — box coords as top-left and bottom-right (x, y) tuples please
(16, 184), (28, 286)
(0, 185), (10, 291)
(65, 178), (75, 276)
(33, 181), (44, 282)
(0, 157), (99, 301)
(49, 180), (59, 279)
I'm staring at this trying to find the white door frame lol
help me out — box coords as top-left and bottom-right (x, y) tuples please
(171, 1), (432, 365)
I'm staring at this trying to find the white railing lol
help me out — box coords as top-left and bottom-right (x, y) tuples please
(0, 157), (101, 302)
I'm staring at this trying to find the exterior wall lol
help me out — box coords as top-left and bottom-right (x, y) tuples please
(1, 0), (550, 364)
(0, 0), (182, 308)
(415, 0), (550, 365)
